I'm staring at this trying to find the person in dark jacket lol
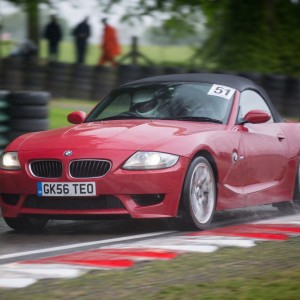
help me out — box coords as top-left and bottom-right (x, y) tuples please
(43, 15), (62, 61)
(72, 17), (91, 64)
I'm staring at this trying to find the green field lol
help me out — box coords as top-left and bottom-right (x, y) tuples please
(40, 41), (194, 66)
(0, 40), (195, 67)
(49, 99), (95, 129)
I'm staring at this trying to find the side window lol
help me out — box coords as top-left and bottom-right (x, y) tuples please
(238, 90), (274, 122)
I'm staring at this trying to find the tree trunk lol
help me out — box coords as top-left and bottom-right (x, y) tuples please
(25, 0), (39, 51)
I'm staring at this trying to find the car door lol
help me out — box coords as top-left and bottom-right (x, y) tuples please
(238, 90), (288, 204)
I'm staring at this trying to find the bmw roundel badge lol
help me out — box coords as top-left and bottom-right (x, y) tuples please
(64, 150), (73, 157)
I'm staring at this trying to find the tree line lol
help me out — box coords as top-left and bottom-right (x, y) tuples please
(5, 0), (300, 76)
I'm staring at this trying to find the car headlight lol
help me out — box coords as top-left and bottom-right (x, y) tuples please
(0, 152), (21, 170)
(123, 151), (179, 170)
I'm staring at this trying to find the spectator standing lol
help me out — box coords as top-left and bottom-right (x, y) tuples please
(72, 17), (91, 64)
(43, 15), (62, 61)
(98, 18), (121, 66)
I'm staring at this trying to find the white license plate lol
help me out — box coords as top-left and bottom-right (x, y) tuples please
(37, 182), (96, 197)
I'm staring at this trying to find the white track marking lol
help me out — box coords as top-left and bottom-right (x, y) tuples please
(131, 244), (218, 253)
(0, 231), (173, 260)
(0, 278), (37, 289)
(254, 213), (300, 224)
(102, 235), (256, 251)
(1, 214), (300, 289)
(0, 264), (85, 278)
(0, 264), (89, 288)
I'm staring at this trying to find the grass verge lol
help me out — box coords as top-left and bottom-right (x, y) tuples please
(0, 238), (300, 299)
(49, 99), (96, 129)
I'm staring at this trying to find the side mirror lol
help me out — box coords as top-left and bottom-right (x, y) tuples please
(242, 110), (271, 124)
(67, 111), (86, 124)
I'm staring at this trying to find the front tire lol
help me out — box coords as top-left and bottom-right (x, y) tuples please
(181, 156), (217, 230)
(4, 216), (48, 232)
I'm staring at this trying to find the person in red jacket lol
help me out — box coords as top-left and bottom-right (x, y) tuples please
(99, 18), (121, 66)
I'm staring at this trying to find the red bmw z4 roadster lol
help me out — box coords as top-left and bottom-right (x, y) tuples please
(1, 73), (300, 231)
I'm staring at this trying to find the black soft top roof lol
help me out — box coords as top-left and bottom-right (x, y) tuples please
(125, 73), (260, 93)
(123, 73), (282, 122)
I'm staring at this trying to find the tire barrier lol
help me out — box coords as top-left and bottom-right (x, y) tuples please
(238, 72), (263, 86)
(91, 66), (117, 100)
(1, 57), (24, 91)
(0, 58), (299, 117)
(24, 60), (47, 91)
(68, 64), (94, 100)
(0, 91), (10, 153)
(163, 66), (185, 75)
(139, 66), (162, 79)
(261, 74), (287, 114)
(117, 64), (145, 86)
(7, 91), (50, 142)
(284, 77), (300, 119)
(47, 62), (73, 98)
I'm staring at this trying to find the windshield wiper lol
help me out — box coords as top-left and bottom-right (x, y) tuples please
(175, 116), (223, 124)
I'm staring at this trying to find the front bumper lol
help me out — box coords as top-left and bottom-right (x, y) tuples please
(0, 153), (190, 219)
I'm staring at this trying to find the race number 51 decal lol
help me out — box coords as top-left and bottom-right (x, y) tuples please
(208, 84), (235, 100)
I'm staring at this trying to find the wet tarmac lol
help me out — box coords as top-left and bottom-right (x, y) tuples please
(0, 204), (289, 264)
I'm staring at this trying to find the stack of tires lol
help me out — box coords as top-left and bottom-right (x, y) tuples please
(139, 66), (162, 80)
(23, 59), (47, 91)
(117, 64), (144, 86)
(47, 62), (72, 98)
(0, 91), (10, 153)
(68, 64), (94, 100)
(91, 66), (117, 100)
(7, 91), (50, 141)
(163, 66), (184, 75)
(261, 74), (287, 115)
(284, 77), (300, 118)
(1, 57), (24, 91)
(238, 72), (263, 86)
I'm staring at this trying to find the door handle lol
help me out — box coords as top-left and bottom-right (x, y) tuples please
(277, 134), (285, 141)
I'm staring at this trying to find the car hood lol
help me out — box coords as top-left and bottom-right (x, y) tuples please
(15, 120), (226, 152)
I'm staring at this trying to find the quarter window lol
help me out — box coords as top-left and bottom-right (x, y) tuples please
(238, 90), (274, 122)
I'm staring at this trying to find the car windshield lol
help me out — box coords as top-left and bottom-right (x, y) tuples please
(85, 82), (235, 124)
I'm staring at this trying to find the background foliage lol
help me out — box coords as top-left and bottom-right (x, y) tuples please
(4, 0), (300, 75)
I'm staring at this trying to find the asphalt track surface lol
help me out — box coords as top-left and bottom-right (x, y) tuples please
(1, 204), (300, 289)
(0, 204), (288, 264)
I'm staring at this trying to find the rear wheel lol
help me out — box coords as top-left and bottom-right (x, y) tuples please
(275, 202), (295, 213)
(4, 216), (48, 231)
(180, 156), (216, 230)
